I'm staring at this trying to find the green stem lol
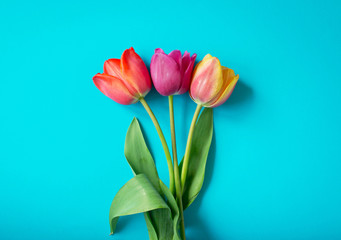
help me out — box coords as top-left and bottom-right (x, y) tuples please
(181, 104), (202, 191)
(139, 97), (174, 194)
(168, 95), (186, 240)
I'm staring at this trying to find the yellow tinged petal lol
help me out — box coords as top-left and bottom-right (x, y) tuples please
(202, 54), (213, 62)
(209, 68), (239, 107)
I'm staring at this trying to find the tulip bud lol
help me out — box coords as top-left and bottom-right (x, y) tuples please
(150, 48), (197, 96)
(93, 47), (151, 105)
(190, 54), (239, 108)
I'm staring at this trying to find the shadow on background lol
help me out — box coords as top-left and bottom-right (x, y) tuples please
(226, 79), (253, 106)
(214, 79), (254, 121)
(144, 87), (162, 103)
(115, 215), (130, 233)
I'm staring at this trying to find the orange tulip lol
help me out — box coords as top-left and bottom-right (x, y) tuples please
(190, 54), (239, 107)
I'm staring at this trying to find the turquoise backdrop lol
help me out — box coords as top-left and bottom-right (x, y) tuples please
(1, 0), (341, 239)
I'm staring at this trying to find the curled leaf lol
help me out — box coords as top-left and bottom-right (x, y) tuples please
(109, 174), (169, 235)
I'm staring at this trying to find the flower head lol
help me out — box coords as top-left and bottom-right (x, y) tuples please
(93, 47), (151, 105)
(190, 54), (239, 107)
(150, 48), (197, 96)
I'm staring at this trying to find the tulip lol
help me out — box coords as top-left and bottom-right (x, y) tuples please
(181, 54), (239, 192)
(190, 54), (239, 107)
(93, 48), (175, 196)
(150, 48), (197, 96)
(93, 47), (151, 105)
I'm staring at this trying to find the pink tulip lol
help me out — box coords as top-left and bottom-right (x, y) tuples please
(150, 48), (197, 96)
(190, 54), (239, 108)
(93, 47), (151, 105)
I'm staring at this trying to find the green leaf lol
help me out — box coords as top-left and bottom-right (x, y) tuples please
(144, 180), (181, 240)
(109, 174), (170, 235)
(144, 212), (158, 240)
(146, 205), (174, 240)
(180, 108), (213, 210)
(124, 117), (161, 193)
(159, 180), (181, 240)
(123, 118), (180, 239)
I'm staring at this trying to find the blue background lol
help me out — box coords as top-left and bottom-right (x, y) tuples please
(1, 0), (341, 239)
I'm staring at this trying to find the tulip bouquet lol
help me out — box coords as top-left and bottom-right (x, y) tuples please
(93, 47), (239, 240)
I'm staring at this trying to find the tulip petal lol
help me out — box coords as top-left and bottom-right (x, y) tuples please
(209, 68), (239, 107)
(168, 50), (182, 67)
(202, 54), (213, 62)
(93, 73), (137, 105)
(177, 53), (197, 94)
(155, 48), (165, 54)
(181, 51), (191, 74)
(104, 59), (123, 79)
(190, 55), (223, 104)
(150, 53), (181, 96)
(121, 47), (151, 97)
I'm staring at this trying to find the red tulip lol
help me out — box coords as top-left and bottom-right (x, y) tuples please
(93, 47), (151, 105)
